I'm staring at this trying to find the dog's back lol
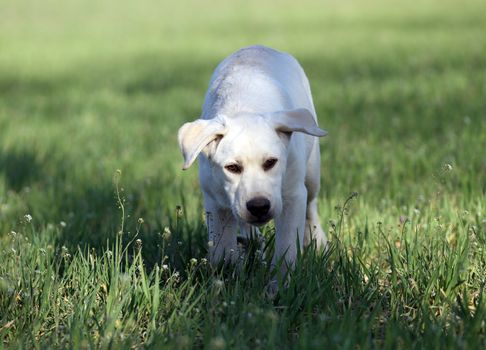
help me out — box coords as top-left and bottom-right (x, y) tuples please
(202, 45), (316, 121)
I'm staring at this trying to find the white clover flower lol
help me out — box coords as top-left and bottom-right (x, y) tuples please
(213, 279), (224, 289)
(162, 227), (171, 241)
(24, 214), (32, 223)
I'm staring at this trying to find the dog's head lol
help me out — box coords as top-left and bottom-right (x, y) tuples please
(178, 108), (327, 226)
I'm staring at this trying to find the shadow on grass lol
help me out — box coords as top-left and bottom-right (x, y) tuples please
(51, 180), (208, 271)
(0, 146), (207, 271)
(0, 149), (44, 192)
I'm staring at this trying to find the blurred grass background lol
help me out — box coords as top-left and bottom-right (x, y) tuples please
(0, 0), (485, 348)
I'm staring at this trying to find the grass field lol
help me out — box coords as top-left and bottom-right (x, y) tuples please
(1, 0), (485, 348)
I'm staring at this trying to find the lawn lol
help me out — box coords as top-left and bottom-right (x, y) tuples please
(0, 0), (485, 348)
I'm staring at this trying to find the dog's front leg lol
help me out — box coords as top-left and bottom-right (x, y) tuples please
(204, 194), (238, 265)
(272, 184), (307, 275)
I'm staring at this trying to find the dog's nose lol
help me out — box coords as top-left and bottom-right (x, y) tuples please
(246, 197), (271, 218)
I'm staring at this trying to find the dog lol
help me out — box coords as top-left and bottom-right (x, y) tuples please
(178, 45), (327, 275)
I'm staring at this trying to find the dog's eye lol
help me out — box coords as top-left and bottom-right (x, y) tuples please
(224, 163), (243, 174)
(263, 158), (278, 171)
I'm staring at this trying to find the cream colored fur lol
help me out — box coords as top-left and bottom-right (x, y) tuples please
(178, 45), (327, 276)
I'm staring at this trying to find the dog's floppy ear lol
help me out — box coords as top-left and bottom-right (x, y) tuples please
(178, 118), (225, 170)
(270, 108), (327, 137)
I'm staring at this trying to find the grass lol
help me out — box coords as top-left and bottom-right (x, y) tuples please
(0, 0), (485, 348)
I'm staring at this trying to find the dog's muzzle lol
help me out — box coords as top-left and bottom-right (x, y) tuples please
(246, 197), (272, 225)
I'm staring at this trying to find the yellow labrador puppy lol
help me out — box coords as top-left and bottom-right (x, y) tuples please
(178, 45), (327, 274)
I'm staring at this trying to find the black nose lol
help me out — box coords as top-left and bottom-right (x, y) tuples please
(246, 197), (271, 218)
